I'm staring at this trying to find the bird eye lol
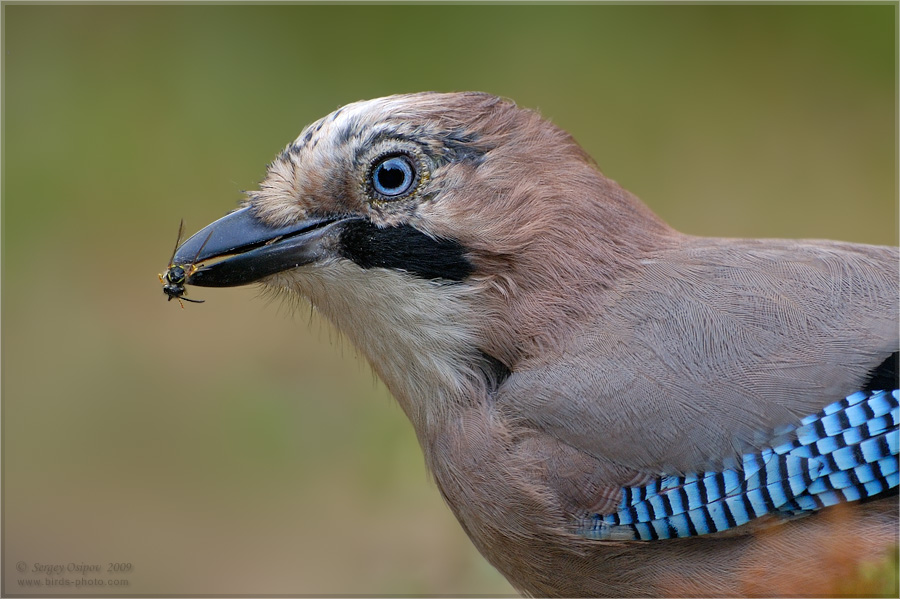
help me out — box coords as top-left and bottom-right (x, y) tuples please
(370, 154), (417, 199)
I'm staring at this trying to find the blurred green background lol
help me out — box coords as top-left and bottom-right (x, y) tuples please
(3, 4), (896, 596)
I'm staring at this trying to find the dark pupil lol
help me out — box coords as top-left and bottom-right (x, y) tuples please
(377, 163), (405, 191)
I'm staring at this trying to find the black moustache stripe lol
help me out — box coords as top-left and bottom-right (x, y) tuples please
(338, 221), (474, 282)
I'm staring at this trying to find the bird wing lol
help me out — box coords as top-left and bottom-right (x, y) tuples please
(577, 388), (898, 540)
(498, 238), (898, 531)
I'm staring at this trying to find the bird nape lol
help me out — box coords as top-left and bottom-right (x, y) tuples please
(164, 92), (899, 597)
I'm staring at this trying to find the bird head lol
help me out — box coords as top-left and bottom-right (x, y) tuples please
(173, 92), (672, 431)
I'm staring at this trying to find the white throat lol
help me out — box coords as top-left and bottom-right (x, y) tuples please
(268, 260), (486, 437)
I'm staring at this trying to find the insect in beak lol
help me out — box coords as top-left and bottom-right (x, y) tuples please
(159, 220), (210, 308)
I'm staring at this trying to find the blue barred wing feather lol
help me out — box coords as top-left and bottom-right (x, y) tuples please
(579, 389), (899, 541)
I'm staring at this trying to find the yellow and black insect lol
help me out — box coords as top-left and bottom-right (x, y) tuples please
(159, 220), (207, 308)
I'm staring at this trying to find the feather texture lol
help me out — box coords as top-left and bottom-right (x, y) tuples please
(180, 92), (899, 596)
(581, 389), (898, 540)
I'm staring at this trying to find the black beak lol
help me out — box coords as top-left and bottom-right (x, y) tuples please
(174, 207), (351, 287)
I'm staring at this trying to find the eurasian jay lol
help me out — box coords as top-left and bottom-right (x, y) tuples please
(166, 92), (899, 597)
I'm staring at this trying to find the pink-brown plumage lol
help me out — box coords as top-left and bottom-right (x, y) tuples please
(179, 92), (898, 596)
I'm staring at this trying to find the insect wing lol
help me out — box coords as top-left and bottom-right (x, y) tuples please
(167, 219), (187, 269)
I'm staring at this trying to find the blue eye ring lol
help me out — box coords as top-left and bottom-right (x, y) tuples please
(369, 153), (418, 199)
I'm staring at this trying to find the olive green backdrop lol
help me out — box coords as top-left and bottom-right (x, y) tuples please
(3, 4), (896, 596)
